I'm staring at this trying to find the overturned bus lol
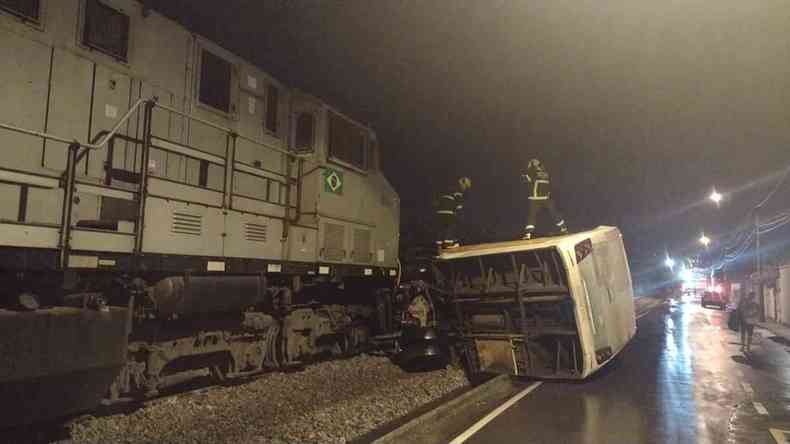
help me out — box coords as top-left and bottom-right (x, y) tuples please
(437, 226), (636, 380)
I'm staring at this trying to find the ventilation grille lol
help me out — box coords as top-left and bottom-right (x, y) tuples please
(352, 228), (372, 262)
(245, 222), (268, 242)
(172, 212), (202, 236)
(323, 223), (345, 261)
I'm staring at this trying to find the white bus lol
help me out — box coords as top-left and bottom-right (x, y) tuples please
(437, 226), (636, 380)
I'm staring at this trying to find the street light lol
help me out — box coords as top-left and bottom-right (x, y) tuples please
(709, 188), (723, 206)
(699, 233), (711, 247)
(664, 256), (675, 269)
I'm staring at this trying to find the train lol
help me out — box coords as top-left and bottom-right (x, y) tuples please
(0, 0), (400, 428)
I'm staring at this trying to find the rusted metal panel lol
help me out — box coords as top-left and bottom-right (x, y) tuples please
(474, 339), (517, 375)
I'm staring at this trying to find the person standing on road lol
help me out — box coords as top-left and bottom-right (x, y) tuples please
(434, 177), (472, 250)
(522, 158), (567, 240)
(739, 292), (759, 353)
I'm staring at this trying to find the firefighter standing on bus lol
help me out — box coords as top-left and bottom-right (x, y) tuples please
(522, 158), (567, 239)
(434, 176), (472, 250)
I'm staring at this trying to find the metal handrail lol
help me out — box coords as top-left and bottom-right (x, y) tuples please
(0, 97), (149, 151)
(0, 122), (77, 146)
(0, 95), (304, 228)
(236, 133), (295, 158)
(154, 102), (230, 134)
(152, 101), (309, 159)
(84, 98), (148, 150)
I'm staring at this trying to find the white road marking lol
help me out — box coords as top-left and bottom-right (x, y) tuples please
(742, 383), (754, 394)
(449, 381), (543, 444)
(754, 402), (769, 415)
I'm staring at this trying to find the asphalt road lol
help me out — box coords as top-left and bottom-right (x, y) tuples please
(454, 298), (790, 444)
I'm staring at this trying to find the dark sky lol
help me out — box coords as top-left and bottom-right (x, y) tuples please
(149, 0), (790, 271)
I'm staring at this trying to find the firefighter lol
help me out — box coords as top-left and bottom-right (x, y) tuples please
(435, 176), (472, 250)
(522, 158), (567, 239)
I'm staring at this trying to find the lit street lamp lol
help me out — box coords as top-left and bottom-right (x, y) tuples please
(709, 189), (723, 206)
(699, 233), (711, 247)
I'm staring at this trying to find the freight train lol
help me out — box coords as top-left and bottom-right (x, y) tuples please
(0, 0), (399, 428)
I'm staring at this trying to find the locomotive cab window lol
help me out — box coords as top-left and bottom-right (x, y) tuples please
(328, 112), (367, 170)
(0, 0), (40, 22)
(293, 112), (315, 153)
(82, 0), (130, 61)
(265, 85), (279, 135)
(199, 49), (232, 113)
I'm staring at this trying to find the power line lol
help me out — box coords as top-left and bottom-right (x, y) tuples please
(721, 231), (754, 264)
(760, 219), (790, 235)
(716, 221), (753, 258)
(683, 166), (790, 272)
(711, 205), (790, 269)
(755, 164), (790, 209)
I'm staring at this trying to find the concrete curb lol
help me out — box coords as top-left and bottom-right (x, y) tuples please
(372, 374), (516, 444)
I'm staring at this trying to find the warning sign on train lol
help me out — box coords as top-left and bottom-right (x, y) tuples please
(324, 168), (343, 194)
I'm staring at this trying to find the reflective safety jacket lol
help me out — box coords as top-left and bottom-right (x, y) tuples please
(524, 163), (551, 200)
(435, 188), (465, 216)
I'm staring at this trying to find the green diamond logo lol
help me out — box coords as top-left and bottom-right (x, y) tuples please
(323, 169), (343, 194)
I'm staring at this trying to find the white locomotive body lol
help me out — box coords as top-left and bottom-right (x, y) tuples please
(0, 0), (399, 426)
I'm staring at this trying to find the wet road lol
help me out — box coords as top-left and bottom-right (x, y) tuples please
(458, 299), (790, 444)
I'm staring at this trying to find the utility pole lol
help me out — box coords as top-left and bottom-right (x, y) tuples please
(756, 210), (764, 322)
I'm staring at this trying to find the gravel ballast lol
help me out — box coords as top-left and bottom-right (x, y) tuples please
(70, 355), (467, 444)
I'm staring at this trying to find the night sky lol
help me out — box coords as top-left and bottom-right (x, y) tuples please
(149, 0), (790, 274)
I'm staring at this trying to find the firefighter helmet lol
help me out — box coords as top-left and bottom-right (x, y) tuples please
(458, 176), (472, 191)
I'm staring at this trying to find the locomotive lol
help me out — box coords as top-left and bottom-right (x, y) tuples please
(0, 0), (399, 427)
